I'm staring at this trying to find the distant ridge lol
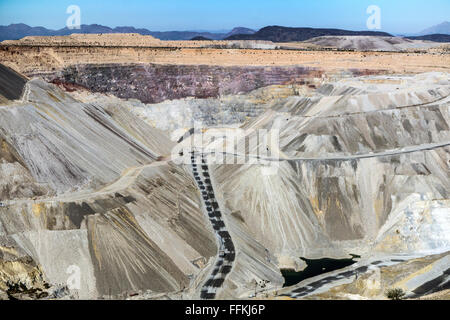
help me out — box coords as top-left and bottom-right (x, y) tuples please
(0, 23), (228, 41)
(4, 23), (449, 43)
(419, 22), (450, 36)
(226, 25), (392, 42)
(190, 36), (211, 41)
(405, 34), (450, 43)
(224, 27), (255, 38)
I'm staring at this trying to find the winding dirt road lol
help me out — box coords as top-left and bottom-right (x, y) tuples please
(190, 151), (235, 299)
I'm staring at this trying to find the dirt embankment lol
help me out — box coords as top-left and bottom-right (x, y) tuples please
(1, 42), (448, 103)
(1, 44), (449, 76)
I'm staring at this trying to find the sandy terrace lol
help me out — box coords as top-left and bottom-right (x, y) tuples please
(0, 41), (449, 77)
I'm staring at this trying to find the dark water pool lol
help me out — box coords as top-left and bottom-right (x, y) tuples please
(281, 255), (360, 287)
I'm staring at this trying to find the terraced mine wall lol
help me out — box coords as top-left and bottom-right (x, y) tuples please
(1, 67), (448, 299)
(45, 63), (323, 103)
(0, 77), (284, 299)
(2, 44), (449, 77)
(0, 79), (217, 298)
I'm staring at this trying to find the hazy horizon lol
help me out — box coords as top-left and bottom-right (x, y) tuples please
(0, 0), (449, 34)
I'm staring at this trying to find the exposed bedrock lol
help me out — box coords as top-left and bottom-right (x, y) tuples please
(45, 63), (323, 104)
(234, 73), (450, 159)
(205, 73), (450, 269)
(212, 147), (450, 263)
(0, 78), (282, 299)
(0, 136), (49, 200)
(71, 84), (313, 132)
(0, 70), (449, 299)
(0, 78), (172, 195)
(1, 162), (220, 298)
(0, 79), (216, 298)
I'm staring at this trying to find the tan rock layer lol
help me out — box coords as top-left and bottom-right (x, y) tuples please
(1, 45), (449, 77)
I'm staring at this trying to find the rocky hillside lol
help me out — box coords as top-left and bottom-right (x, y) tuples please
(224, 27), (256, 38)
(419, 21), (450, 36)
(0, 62), (448, 299)
(226, 26), (392, 42)
(406, 34), (450, 43)
(171, 72), (450, 270)
(0, 71), (285, 299)
(305, 36), (442, 51)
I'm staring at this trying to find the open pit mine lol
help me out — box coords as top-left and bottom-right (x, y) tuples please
(0, 34), (449, 300)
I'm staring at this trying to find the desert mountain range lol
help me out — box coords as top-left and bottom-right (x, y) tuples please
(2, 22), (449, 42)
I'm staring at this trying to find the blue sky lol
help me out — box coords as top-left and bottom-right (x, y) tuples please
(0, 0), (448, 34)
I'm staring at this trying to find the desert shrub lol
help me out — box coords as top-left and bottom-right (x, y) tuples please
(386, 288), (406, 300)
